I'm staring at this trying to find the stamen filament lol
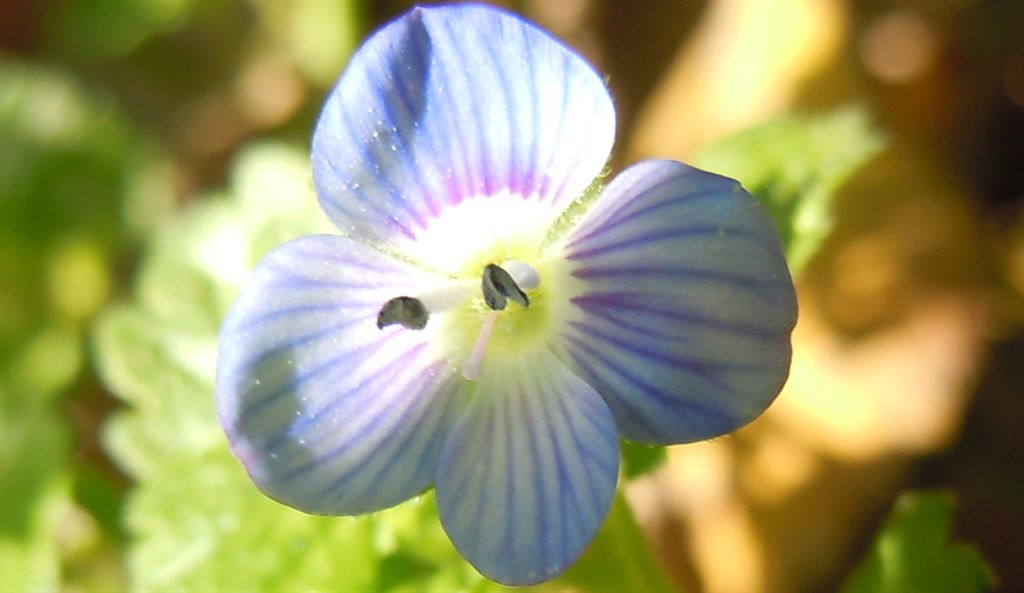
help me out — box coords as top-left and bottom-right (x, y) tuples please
(418, 281), (475, 312)
(461, 311), (498, 381)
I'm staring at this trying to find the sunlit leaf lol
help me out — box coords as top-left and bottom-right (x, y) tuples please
(695, 107), (884, 273)
(841, 491), (995, 593)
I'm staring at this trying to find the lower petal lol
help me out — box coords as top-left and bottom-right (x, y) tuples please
(217, 235), (463, 514)
(435, 352), (619, 585)
(559, 160), (798, 444)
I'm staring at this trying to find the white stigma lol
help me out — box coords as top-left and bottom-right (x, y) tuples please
(459, 260), (541, 381)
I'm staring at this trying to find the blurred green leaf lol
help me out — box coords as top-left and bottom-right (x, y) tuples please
(93, 144), (496, 592)
(0, 60), (162, 593)
(561, 492), (680, 593)
(252, 0), (361, 87)
(0, 476), (69, 593)
(621, 440), (667, 480)
(49, 0), (194, 60)
(695, 107), (884, 274)
(841, 491), (995, 593)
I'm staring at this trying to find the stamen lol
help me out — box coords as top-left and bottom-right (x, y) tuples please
(461, 311), (498, 380)
(482, 263), (529, 310)
(376, 282), (474, 331)
(500, 259), (541, 290)
(376, 296), (429, 330)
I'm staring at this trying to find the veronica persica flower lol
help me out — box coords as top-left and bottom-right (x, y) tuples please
(217, 4), (796, 586)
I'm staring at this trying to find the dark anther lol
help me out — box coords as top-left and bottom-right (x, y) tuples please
(481, 263), (529, 311)
(377, 296), (429, 330)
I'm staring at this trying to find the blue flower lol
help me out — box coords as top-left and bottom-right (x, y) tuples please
(217, 4), (796, 586)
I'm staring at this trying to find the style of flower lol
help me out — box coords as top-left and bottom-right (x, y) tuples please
(217, 4), (797, 586)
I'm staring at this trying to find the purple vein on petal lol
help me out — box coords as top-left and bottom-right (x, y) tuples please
(567, 319), (774, 374)
(561, 331), (740, 436)
(572, 292), (790, 338)
(304, 365), (455, 500)
(568, 224), (770, 259)
(261, 342), (429, 455)
(235, 326), (403, 424)
(369, 41), (443, 221)
(335, 105), (421, 237)
(571, 265), (781, 291)
(566, 183), (727, 248)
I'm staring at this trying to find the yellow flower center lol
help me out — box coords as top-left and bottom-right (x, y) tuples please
(386, 192), (582, 380)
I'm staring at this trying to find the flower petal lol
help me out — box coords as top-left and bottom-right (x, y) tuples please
(435, 353), (619, 585)
(312, 4), (615, 249)
(217, 236), (464, 514)
(559, 160), (798, 444)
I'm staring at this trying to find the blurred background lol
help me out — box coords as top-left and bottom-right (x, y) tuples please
(2, 0), (1022, 592)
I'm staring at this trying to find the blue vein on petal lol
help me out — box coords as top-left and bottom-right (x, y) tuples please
(543, 372), (585, 556)
(230, 303), (375, 332)
(478, 19), (519, 195)
(261, 341), (428, 454)
(336, 102), (418, 237)
(572, 265), (785, 292)
(437, 15), (493, 196)
(369, 32), (442, 219)
(326, 14), (435, 237)
(272, 245), (406, 273)
(235, 320), (392, 422)
(464, 400), (499, 561)
(526, 373), (557, 561)
(542, 352), (618, 480)
(331, 376), (453, 501)
(434, 63), (473, 200)
(545, 51), (576, 204)
(561, 332), (739, 435)
(523, 30), (539, 199)
(573, 292), (790, 338)
(273, 349), (440, 484)
(538, 354), (615, 549)
(505, 383), (519, 567)
(307, 372), (457, 501)
(233, 314), (368, 380)
(466, 410), (495, 559)
(553, 73), (605, 205)
(566, 182), (727, 247)
(571, 224), (772, 259)
(544, 363), (616, 553)
(429, 30), (475, 200)
(568, 319), (773, 373)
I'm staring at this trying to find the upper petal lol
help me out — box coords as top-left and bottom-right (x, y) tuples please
(217, 235), (465, 514)
(558, 160), (797, 444)
(312, 4), (615, 251)
(435, 352), (619, 585)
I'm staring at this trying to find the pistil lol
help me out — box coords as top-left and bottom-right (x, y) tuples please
(461, 311), (498, 380)
(462, 260), (540, 380)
